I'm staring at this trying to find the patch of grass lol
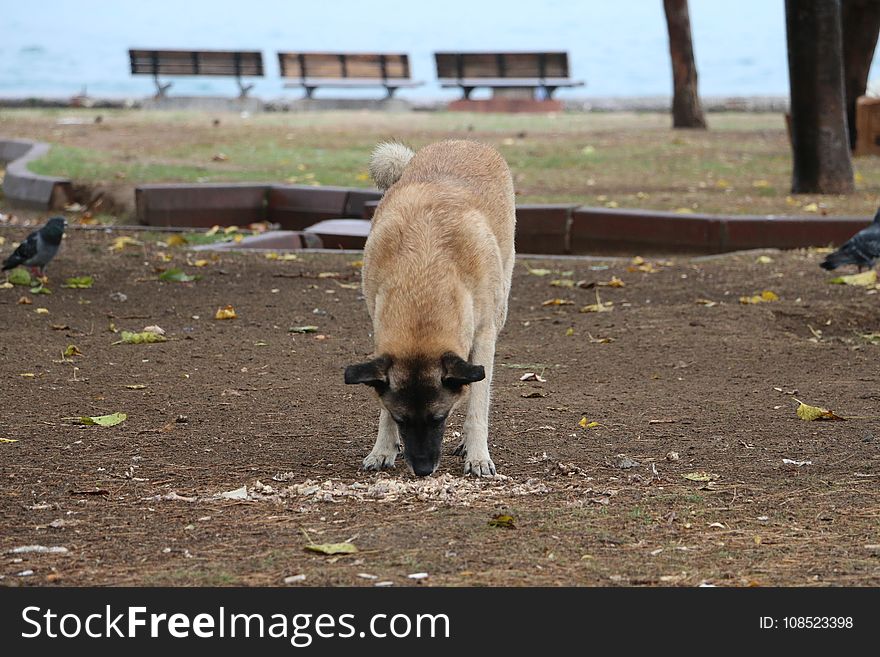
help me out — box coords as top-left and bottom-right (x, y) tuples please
(10, 108), (880, 215)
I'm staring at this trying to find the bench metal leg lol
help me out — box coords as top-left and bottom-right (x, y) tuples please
(544, 86), (557, 100)
(462, 86), (474, 100)
(236, 77), (255, 98)
(303, 86), (316, 99)
(384, 86), (397, 99)
(153, 74), (172, 98)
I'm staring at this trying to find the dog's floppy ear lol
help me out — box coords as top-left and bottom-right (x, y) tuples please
(441, 353), (485, 387)
(344, 355), (391, 388)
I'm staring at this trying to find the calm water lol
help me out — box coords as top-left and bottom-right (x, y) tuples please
(1, 0), (877, 100)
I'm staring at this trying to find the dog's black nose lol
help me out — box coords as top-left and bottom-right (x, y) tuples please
(411, 461), (435, 477)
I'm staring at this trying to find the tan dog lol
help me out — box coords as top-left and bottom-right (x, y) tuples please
(344, 140), (515, 477)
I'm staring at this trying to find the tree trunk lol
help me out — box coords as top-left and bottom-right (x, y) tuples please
(786, 0), (855, 193)
(663, 0), (707, 129)
(842, 0), (880, 149)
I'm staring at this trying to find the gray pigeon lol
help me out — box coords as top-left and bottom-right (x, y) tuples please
(820, 208), (880, 271)
(2, 216), (66, 276)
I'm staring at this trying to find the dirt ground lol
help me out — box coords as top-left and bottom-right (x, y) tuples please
(0, 227), (878, 587)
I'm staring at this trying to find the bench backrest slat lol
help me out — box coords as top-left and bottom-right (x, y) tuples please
(435, 52), (570, 79)
(278, 52), (411, 80)
(129, 49), (264, 77)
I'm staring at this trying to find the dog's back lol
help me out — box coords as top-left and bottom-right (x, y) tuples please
(364, 140), (515, 356)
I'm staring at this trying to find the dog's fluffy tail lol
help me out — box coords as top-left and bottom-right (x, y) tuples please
(369, 142), (415, 190)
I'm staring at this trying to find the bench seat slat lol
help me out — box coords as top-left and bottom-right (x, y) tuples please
(283, 78), (423, 88)
(438, 77), (584, 87)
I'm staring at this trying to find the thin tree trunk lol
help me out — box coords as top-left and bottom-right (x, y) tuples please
(842, 0), (880, 149)
(663, 0), (707, 129)
(786, 0), (854, 193)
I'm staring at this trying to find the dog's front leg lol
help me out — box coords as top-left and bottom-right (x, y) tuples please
(363, 408), (401, 470)
(456, 333), (497, 476)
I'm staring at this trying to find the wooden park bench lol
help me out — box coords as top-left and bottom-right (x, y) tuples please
(278, 52), (423, 98)
(129, 49), (264, 98)
(435, 51), (584, 99)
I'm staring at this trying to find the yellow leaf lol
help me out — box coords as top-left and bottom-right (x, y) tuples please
(578, 417), (599, 429)
(350, 260), (364, 268)
(233, 234), (243, 243)
(0, 281), (13, 289)
(794, 399), (844, 421)
(827, 270), (877, 287)
(739, 290), (778, 304)
(752, 179), (770, 188)
(580, 291), (613, 313)
(598, 276), (625, 288)
(803, 202), (819, 212)
(166, 234), (188, 247)
(487, 514), (517, 529)
(109, 236), (142, 251)
(19, 373), (35, 378)
(755, 255), (773, 264)
(205, 225), (221, 237)
(223, 225), (239, 235)
(550, 279), (575, 288)
(63, 344), (83, 358)
(318, 272), (341, 278)
(17, 296), (32, 305)
(215, 305), (238, 320)
(192, 259), (210, 267)
(526, 266), (553, 277)
(715, 179), (730, 189)
(674, 207), (694, 214)
(565, 327), (575, 336)
(542, 298), (574, 306)
(855, 171), (865, 184)
(0, 438), (19, 443)
(605, 200), (619, 208)
(695, 298), (717, 307)
(35, 308), (49, 314)
(265, 252), (299, 261)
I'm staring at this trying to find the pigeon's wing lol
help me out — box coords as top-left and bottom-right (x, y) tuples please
(853, 225), (880, 261)
(1, 231), (39, 270)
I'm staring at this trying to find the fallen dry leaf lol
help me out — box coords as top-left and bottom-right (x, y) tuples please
(542, 298), (574, 307)
(304, 542), (357, 555)
(739, 290), (779, 304)
(109, 236), (142, 252)
(794, 398), (844, 421)
(578, 417), (600, 429)
(682, 472), (719, 482)
(215, 305), (238, 320)
(580, 291), (613, 313)
(827, 270), (877, 287)
(597, 276), (625, 288)
(487, 514), (516, 529)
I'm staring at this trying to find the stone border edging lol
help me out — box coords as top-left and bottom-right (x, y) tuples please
(135, 182), (871, 255)
(0, 138), (74, 209)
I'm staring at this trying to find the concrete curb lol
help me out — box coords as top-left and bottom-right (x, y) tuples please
(0, 138), (73, 209)
(134, 182), (870, 255)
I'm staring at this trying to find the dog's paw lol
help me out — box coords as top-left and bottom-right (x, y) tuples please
(363, 450), (397, 471)
(463, 457), (496, 477)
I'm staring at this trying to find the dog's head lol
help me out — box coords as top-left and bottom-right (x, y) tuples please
(345, 352), (485, 476)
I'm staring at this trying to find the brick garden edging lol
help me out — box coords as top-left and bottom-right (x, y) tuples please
(0, 138), (74, 209)
(135, 182), (869, 255)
